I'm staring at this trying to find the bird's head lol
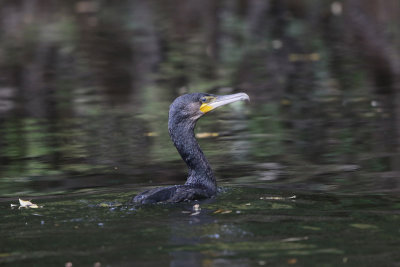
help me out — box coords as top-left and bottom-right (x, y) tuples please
(169, 92), (250, 125)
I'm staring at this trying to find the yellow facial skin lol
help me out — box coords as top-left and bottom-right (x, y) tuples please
(199, 96), (217, 113)
(200, 103), (214, 113)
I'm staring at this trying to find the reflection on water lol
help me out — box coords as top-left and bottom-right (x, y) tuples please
(1, 1), (400, 266)
(0, 0), (399, 196)
(0, 95), (398, 196)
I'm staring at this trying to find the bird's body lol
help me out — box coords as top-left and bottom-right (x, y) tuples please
(132, 92), (249, 204)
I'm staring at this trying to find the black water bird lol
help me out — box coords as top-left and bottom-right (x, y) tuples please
(132, 92), (250, 204)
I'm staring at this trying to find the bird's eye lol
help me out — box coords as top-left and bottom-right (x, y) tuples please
(200, 97), (207, 103)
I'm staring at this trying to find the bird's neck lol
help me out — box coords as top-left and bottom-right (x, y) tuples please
(168, 119), (217, 193)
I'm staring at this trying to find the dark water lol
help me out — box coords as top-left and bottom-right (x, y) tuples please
(1, 188), (399, 266)
(1, 1), (400, 266)
(1, 95), (400, 266)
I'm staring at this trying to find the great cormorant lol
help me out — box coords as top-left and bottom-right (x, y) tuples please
(132, 92), (250, 204)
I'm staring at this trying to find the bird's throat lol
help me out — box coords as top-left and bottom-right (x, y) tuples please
(168, 120), (217, 193)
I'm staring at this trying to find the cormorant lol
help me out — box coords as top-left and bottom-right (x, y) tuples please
(132, 92), (250, 204)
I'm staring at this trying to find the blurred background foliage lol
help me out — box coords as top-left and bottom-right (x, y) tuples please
(0, 0), (400, 196)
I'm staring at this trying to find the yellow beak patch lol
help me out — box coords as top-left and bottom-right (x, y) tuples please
(200, 103), (214, 113)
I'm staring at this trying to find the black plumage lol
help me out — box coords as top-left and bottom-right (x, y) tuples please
(132, 92), (249, 204)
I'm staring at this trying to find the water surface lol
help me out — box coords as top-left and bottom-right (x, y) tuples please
(1, 1), (400, 266)
(1, 187), (399, 266)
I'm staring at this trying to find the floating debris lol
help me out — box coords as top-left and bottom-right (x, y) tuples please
(213, 209), (223, 214)
(190, 204), (201, 216)
(213, 209), (232, 214)
(13, 198), (43, 209)
(193, 204), (201, 212)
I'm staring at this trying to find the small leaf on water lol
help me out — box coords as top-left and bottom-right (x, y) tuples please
(19, 198), (34, 207)
(213, 209), (232, 214)
(287, 258), (298, 264)
(18, 198), (42, 209)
